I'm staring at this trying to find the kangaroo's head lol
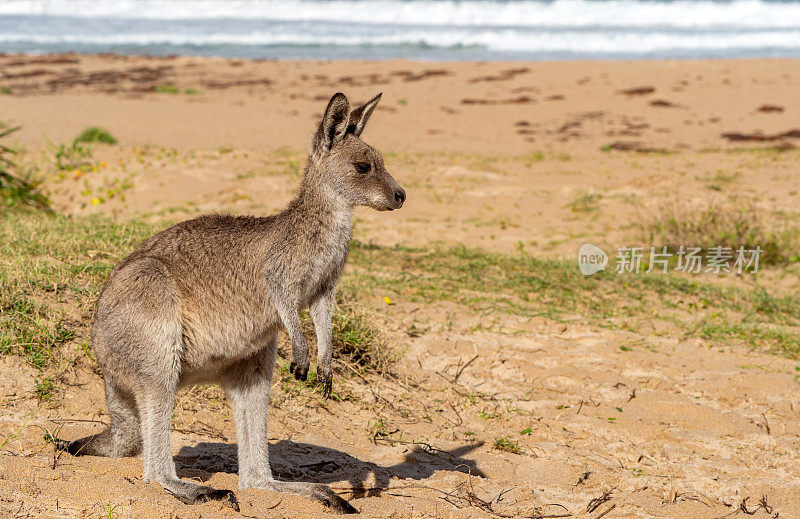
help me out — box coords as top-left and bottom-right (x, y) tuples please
(308, 92), (405, 211)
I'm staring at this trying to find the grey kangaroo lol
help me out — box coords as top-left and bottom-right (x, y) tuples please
(58, 92), (404, 514)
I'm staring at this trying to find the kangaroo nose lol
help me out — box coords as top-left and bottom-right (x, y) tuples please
(394, 188), (406, 205)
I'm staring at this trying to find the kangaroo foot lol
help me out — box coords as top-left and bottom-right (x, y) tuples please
(162, 479), (240, 512)
(253, 480), (357, 514)
(290, 359), (309, 381)
(309, 484), (357, 514)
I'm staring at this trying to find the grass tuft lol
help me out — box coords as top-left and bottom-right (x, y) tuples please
(493, 436), (521, 453)
(51, 140), (93, 171)
(641, 198), (799, 265)
(154, 84), (180, 94)
(567, 191), (602, 213)
(34, 376), (56, 402)
(331, 300), (396, 375)
(74, 127), (118, 145)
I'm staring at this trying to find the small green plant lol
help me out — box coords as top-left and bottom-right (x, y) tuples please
(0, 87), (11, 95)
(154, 84), (180, 94)
(184, 88), (201, 95)
(74, 127), (118, 145)
(52, 140), (93, 171)
(493, 436), (521, 453)
(479, 408), (498, 420)
(567, 191), (602, 213)
(100, 501), (123, 519)
(35, 376), (56, 402)
(370, 415), (403, 445)
(521, 151), (545, 167)
(0, 124), (50, 209)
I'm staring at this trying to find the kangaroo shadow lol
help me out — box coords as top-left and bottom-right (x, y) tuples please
(175, 440), (485, 498)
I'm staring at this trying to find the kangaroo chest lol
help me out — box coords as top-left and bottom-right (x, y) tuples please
(297, 224), (351, 304)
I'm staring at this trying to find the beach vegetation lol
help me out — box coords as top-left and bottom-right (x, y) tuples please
(154, 84), (180, 94)
(1, 208), (799, 384)
(34, 376), (56, 402)
(567, 190), (602, 213)
(74, 127), (118, 145)
(493, 436), (521, 453)
(641, 198), (799, 265)
(0, 124), (50, 210)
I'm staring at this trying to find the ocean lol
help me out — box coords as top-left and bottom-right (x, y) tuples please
(1, 0), (799, 61)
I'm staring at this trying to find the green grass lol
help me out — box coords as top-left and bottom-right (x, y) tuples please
(74, 127), (118, 146)
(641, 199), (800, 265)
(0, 212), (154, 369)
(567, 191), (602, 213)
(347, 242), (800, 356)
(493, 436), (521, 453)
(154, 84), (180, 94)
(0, 289), (73, 369)
(1, 209), (798, 377)
(34, 376), (56, 402)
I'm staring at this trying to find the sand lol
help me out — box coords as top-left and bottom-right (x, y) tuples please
(1, 53), (799, 518)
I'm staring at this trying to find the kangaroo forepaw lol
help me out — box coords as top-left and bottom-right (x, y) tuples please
(290, 360), (309, 381)
(318, 367), (333, 400)
(171, 486), (240, 512)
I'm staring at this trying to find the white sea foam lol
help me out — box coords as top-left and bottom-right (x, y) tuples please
(2, 28), (797, 53)
(1, 0), (799, 59)
(0, 0), (799, 29)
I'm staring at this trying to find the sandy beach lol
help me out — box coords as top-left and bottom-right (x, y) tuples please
(1, 53), (800, 518)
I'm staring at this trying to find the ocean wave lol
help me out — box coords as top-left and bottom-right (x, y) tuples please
(1, 0), (799, 29)
(3, 28), (799, 54)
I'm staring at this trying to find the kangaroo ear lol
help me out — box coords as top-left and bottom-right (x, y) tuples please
(316, 93), (350, 152)
(346, 93), (381, 137)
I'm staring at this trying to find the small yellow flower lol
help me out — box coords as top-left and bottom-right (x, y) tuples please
(91, 197), (100, 205)
(100, 161), (109, 168)
(383, 296), (394, 305)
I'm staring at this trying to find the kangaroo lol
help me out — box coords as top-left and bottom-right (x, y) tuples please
(57, 92), (404, 514)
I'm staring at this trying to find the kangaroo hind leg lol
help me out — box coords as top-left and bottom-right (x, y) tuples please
(223, 337), (356, 514)
(139, 387), (239, 510)
(57, 377), (141, 457)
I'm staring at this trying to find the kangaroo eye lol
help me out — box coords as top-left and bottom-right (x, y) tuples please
(354, 162), (371, 174)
